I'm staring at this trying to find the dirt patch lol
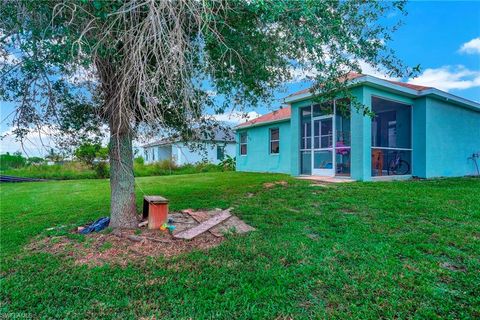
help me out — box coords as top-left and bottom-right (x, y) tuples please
(341, 208), (358, 215)
(29, 229), (223, 267)
(310, 183), (329, 188)
(29, 209), (254, 267)
(440, 261), (466, 272)
(263, 180), (288, 189)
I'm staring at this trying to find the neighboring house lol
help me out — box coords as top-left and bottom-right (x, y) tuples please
(235, 73), (480, 181)
(143, 128), (236, 165)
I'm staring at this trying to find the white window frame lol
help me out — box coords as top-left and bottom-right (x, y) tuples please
(240, 132), (247, 156)
(269, 128), (280, 154)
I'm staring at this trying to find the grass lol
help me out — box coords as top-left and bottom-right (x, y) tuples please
(1, 172), (479, 319)
(1, 160), (224, 180)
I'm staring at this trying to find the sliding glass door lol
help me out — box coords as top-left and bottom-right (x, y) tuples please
(300, 100), (351, 177)
(312, 117), (334, 176)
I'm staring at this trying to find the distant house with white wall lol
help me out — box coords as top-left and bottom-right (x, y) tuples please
(142, 128), (236, 165)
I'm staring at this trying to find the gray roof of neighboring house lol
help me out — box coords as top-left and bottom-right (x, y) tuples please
(142, 127), (235, 148)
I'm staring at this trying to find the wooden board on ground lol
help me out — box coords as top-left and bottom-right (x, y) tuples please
(210, 215), (255, 236)
(181, 208), (220, 236)
(187, 210), (210, 222)
(174, 211), (232, 240)
(169, 212), (198, 233)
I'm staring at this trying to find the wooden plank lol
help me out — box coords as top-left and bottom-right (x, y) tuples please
(182, 209), (221, 237)
(174, 211), (232, 240)
(188, 210), (210, 222)
(210, 215), (255, 235)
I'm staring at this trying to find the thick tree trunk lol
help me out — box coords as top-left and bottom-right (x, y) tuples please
(109, 127), (138, 228)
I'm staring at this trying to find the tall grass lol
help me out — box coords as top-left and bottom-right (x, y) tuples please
(1, 162), (96, 180)
(1, 159), (224, 180)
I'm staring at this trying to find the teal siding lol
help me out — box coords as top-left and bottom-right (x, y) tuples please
(424, 97), (480, 178)
(350, 86), (371, 181)
(236, 121), (291, 174)
(412, 97), (428, 177)
(235, 84), (480, 179)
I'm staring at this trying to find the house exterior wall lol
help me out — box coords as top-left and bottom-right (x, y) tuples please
(423, 97), (480, 177)
(144, 145), (172, 164)
(173, 142), (236, 166)
(144, 142), (235, 165)
(236, 120), (291, 174)
(235, 84), (480, 180)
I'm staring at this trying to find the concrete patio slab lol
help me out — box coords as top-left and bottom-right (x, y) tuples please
(297, 176), (355, 183)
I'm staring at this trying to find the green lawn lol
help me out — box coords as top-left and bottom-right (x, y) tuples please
(1, 172), (479, 319)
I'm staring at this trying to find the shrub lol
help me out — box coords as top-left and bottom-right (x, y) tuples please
(74, 142), (108, 168)
(94, 162), (109, 178)
(134, 156), (144, 165)
(0, 152), (26, 170)
(155, 159), (177, 170)
(219, 155), (236, 171)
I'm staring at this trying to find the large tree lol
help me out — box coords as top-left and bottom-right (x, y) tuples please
(0, 0), (411, 228)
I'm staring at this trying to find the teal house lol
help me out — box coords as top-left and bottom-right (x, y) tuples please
(235, 73), (480, 181)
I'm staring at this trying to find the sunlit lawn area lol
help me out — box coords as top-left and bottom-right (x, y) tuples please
(1, 172), (479, 319)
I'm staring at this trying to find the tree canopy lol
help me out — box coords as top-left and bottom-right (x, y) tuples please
(0, 0), (411, 227)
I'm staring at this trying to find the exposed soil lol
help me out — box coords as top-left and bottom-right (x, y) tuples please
(28, 209), (254, 267)
(440, 261), (466, 272)
(29, 229), (223, 267)
(263, 180), (288, 188)
(341, 208), (358, 215)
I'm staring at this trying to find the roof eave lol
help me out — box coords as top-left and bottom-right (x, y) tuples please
(420, 89), (480, 112)
(234, 117), (291, 130)
(283, 75), (480, 112)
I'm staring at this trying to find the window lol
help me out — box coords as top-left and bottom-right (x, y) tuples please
(270, 128), (280, 154)
(145, 150), (149, 161)
(217, 145), (225, 160)
(371, 97), (412, 176)
(240, 132), (247, 155)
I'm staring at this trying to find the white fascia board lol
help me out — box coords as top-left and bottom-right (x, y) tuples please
(420, 89), (480, 112)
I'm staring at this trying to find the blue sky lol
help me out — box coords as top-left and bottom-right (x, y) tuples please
(1, 0), (480, 156)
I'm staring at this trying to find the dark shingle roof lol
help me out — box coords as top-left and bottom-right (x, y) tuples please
(143, 127), (235, 148)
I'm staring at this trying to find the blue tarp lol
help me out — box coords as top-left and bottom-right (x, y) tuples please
(80, 217), (110, 234)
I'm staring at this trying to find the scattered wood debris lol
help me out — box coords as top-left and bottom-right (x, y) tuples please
(181, 208), (255, 237)
(174, 210), (232, 240)
(30, 208), (255, 266)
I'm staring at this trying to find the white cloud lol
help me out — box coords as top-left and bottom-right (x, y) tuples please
(459, 37), (480, 54)
(0, 126), (56, 157)
(358, 60), (400, 81)
(408, 65), (480, 91)
(0, 52), (20, 65)
(211, 111), (261, 125)
(288, 60), (399, 84)
(0, 124), (110, 157)
(287, 66), (319, 83)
